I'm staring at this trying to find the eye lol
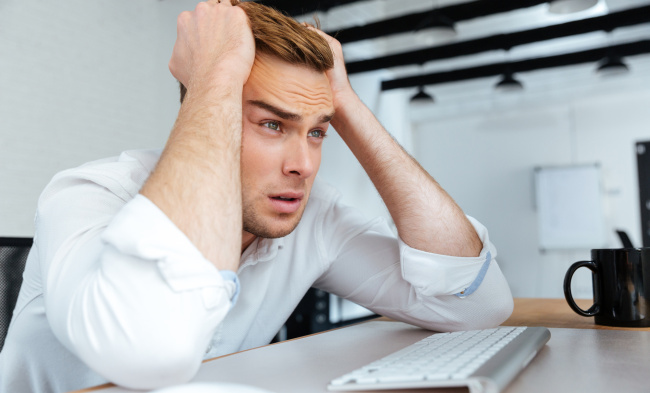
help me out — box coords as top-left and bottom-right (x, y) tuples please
(262, 121), (281, 131)
(308, 129), (327, 138)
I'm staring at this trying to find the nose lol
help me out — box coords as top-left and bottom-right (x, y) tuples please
(282, 136), (315, 179)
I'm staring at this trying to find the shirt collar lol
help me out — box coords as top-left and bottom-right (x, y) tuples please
(239, 236), (285, 271)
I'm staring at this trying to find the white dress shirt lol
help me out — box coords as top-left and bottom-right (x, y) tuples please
(0, 149), (513, 393)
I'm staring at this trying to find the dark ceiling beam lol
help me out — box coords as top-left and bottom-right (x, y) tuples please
(326, 0), (550, 44)
(380, 39), (650, 91)
(255, 0), (552, 37)
(253, 0), (360, 17)
(348, 5), (650, 75)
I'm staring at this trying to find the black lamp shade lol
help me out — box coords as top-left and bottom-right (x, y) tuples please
(410, 86), (434, 103)
(495, 72), (524, 92)
(596, 55), (630, 76)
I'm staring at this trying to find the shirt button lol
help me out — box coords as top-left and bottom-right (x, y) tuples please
(205, 344), (212, 354)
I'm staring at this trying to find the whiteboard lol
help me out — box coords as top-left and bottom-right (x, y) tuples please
(534, 165), (607, 250)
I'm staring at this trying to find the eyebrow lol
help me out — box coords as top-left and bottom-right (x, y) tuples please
(318, 112), (335, 124)
(248, 100), (335, 125)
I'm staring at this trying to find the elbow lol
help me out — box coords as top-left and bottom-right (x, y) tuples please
(62, 281), (216, 389)
(457, 259), (514, 330)
(495, 294), (514, 325)
(478, 294), (514, 328)
(438, 297), (513, 332)
(428, 284), (513, 332)
(456, 288), (514, 331)
(84, 334), (204, 390)
(44, 232), (233, 390)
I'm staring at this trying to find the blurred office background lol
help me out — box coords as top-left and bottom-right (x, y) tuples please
(1, 0), (649, 319)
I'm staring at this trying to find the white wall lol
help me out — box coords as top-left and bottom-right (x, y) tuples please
(411, 62), (650, 298)
(0, 0), (199, 236)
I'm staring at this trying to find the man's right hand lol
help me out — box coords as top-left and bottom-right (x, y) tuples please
(169, 0), (255, 92)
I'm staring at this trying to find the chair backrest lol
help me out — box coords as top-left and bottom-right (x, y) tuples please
(615, 230), (635, 248)
(0, 237), (32, 352)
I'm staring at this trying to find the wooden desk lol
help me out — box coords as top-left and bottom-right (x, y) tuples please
(76, 298), (650, 392)
(504, 297), (650, 331)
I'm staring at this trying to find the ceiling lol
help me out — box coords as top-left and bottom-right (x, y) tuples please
(254, 0), (650, 98)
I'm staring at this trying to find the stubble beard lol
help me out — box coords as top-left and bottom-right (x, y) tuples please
(242, 199), (307, 239)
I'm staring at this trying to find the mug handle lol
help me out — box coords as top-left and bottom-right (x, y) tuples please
(563, 260), (600, 317)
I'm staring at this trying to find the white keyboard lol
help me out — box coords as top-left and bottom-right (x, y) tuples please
(328, 326), (550, 393)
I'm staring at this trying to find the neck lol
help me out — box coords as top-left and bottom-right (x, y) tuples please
(241, 230), (257, 253)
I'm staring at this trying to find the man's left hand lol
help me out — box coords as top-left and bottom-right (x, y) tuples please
(309, 28), (357, 111)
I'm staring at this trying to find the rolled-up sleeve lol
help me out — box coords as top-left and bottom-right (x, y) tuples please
(39, 166), (238, 390)
(399, 216), (495, 298)
(313, 191), (513, 332)
(103, 195), (239, 307)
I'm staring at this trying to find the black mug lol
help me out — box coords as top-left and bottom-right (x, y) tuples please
(564, 248), (650, 327)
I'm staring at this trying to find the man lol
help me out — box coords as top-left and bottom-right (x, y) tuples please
(0, 1), (513, 392)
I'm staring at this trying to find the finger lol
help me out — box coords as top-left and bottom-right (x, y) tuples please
(177, 10), (191, 30)
(197, 0), (230, 13)
(306, 25), (337, 45)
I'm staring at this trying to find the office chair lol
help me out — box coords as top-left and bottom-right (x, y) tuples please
(0, 237), (32, 352)
(281, 288), (377, 341)
(615, 230), (635, 248)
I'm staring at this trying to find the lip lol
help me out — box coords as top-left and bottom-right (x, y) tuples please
(268, 191), (304, 214)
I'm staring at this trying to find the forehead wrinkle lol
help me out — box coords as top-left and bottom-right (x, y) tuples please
(267, 78), (332, 106)
(283, 77), (330, 94)
(258, 85), (333, 120)
(246, 55), (334, 122)
(250, 57), (331, 99)
(285, 92), (332, 111)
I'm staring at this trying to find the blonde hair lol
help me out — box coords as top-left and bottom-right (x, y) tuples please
(179, 0), (334, 103)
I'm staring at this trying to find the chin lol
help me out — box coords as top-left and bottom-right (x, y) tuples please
(243, 213), (303, 239)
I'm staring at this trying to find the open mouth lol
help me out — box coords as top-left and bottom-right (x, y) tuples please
(268, 193), (303, 214)
(271, 196), (298, 202)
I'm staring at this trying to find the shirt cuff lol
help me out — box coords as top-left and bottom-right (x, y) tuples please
(102, 194), (239, 308)
(454, 251), (491, 298)
(399, 216), (497, 297)
(219, 270), (240, 307)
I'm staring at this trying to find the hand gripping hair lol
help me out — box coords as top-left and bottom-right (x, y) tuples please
(179, 0), (334, 103)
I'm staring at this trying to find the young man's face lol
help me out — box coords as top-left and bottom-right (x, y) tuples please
(240, 54), (334, 241)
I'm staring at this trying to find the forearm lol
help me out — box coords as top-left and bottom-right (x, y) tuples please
(314, 203), (512, 332)
(140, 78), (243, 271)
(377, 259), (514, 331)
(331, 94), (482, 257)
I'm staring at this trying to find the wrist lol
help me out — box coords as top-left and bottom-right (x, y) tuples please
(187, 58), (251, 96)
(183, 72), (244, 105)
(331, 91), (364, 129)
